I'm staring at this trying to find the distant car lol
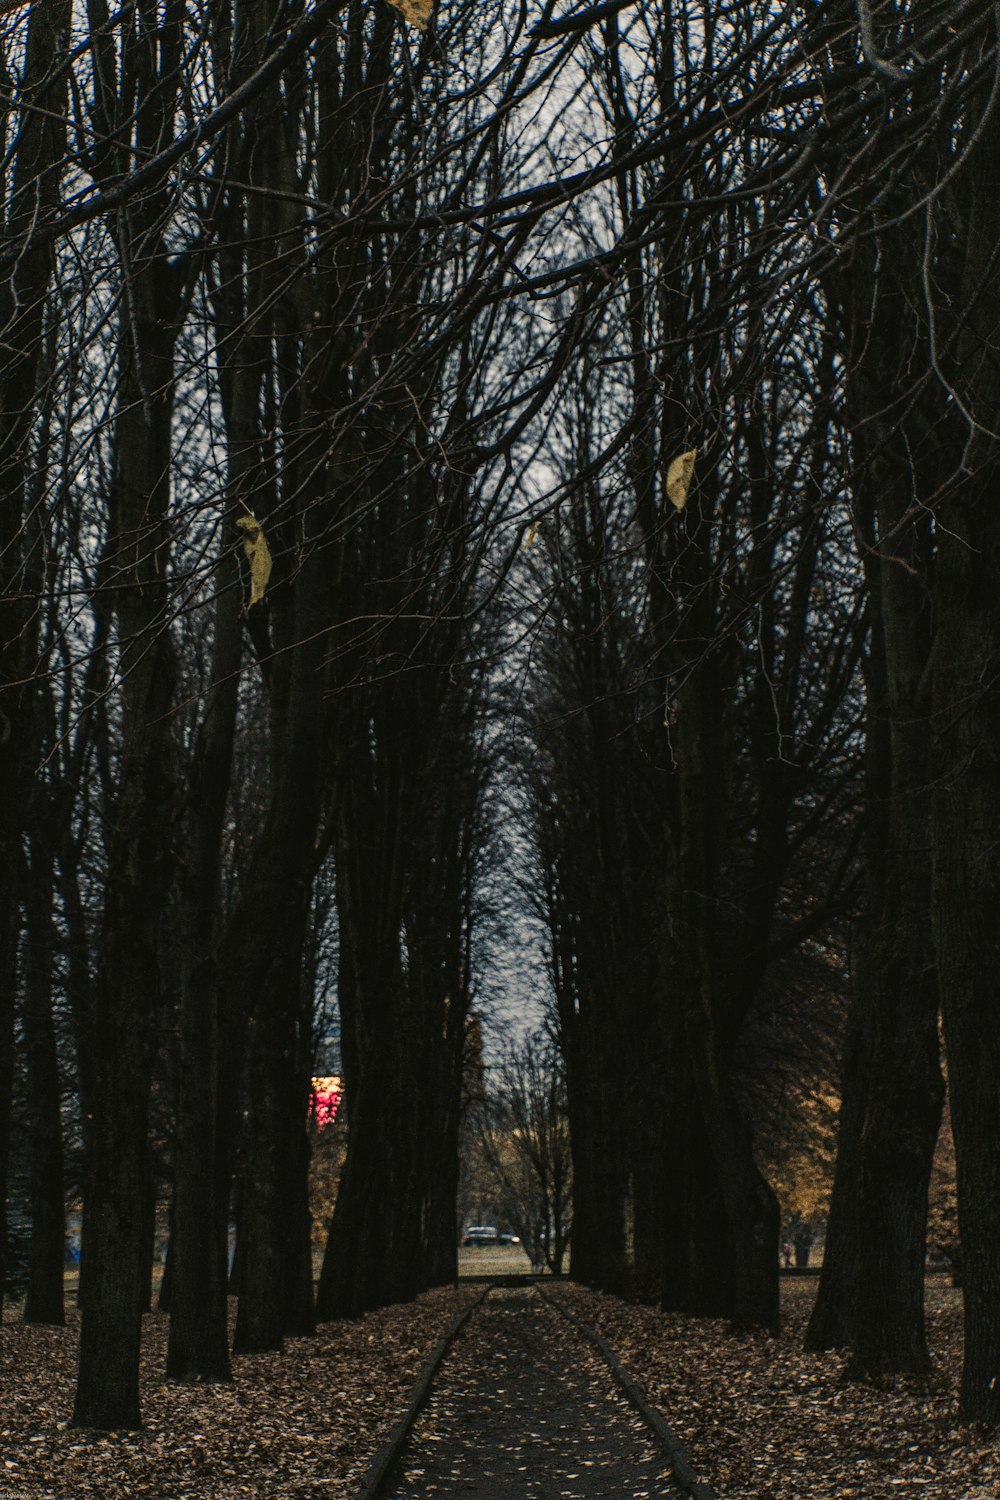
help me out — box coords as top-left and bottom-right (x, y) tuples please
(462, 1225), (498, 1246)
(460, 1226), (522, 1247)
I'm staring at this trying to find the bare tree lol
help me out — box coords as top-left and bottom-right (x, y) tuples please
(476, 1030), (572, 1275)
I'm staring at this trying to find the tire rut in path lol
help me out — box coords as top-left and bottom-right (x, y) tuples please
(385, 1286), (685, 1499)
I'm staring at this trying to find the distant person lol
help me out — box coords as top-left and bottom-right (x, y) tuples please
(793, 1222), (814, 1269)
(782, 1240), (793, 1269)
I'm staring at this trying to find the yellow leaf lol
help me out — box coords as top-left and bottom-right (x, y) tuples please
(667, 447), (697, 511)
(523, 519), (541, 550)
(236, 512), (272, 608)
(386, 0), (434, 28)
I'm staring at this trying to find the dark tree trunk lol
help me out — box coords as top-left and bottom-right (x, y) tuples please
(810, 215), (944, 1371)
(165, 547), (241, 1381)
(848, 643), (942, 1374)
(660, 1087), (731, 1317)
(157, 1199), (174, 1314)
(315, 797), (416, 1318)
(0, 900), (18, 1325)
(72, 248), (180, 1429)
(805, 1001), (866, 1350)
(931, 88), (1000, 1424)
(72, 672), (174, 1428)
(564, 1055), (629, 1293)
(232, 1025), (285, 1353)
(0, 0), (70, 1328)
(23, 840), (65, 1325)
(317, 1079), (423, 1318)
(674, 628), (779, 1332)
(556, 922), (629, 1294)
(933, 476), (1000, 1421)
(699, 1061), (780, 1332)
(316, 661), (473, 1320)
(417, 987), (465, 1291)
(683, 1109), (733, 1319)
(230, 864), (315, 1354)
(408, 742), (480, 1293)
(72, 653), (174, 1430)
(229, 536), (327, 1352)
(277, 980), (318, 1339)
(628, 1071), (666, 1302)
(423, 1127), (461, 1289)
(140, 1164), (159, 1317)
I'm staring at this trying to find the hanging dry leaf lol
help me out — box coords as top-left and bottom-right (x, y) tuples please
(523, 519), (541, 550)
(666, 447), (697, 511)
(386, 0), (434, 28)
(236, 512), (272, 608)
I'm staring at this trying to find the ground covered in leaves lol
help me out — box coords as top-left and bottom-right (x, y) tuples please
(3, 1277), (995, 1499)
(0, 1285), (478, 1499)
(549, 1277), (996, 1499)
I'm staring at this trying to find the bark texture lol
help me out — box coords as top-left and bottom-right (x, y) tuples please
(932, 83), (1000, 1423)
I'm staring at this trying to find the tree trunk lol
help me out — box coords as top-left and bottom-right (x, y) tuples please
(23, 838), (65, 1325)
(931, 81), (1000, 1427)
(628, 1076), (666, 1302)
(805, 1000), (866, 1350)
(0, 0), (71, 1328)
(230, 858), (316, 1353)
(232, 1025), (285, 1353)
(72, 251), (179, 1430)
(564, 1072), (629, 1293)
(818, 378), (942, 1371)
(0, 898), (18, 1325)
(315, 668), (476, 1320)
(165, 549), (241, 1381)
(157, 1199), (174, 1314)
(277, 979), (318, 1339)
(315, 813), (416, 1318)
(674, 630), (779, 1332)
(229, 562), (326, 1352)
(933, 483), (1000, 1420)
(72, 657), (173, 1429)
(660, 1086), (732, 1318)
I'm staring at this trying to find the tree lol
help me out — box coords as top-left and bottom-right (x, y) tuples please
(0, 0), (72, 1327)
(930, 65), (1000, 1426)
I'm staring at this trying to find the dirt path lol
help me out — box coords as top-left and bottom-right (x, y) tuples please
(386, 1286), (685, 1499)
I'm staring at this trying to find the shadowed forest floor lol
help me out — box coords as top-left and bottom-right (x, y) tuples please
(0, 1278), (994, 1498)
(0, 1286), (479, 1498)
(548, 1279), (996, 1499)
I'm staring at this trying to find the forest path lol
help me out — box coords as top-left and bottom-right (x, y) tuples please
(383, 1285), (690, 1499)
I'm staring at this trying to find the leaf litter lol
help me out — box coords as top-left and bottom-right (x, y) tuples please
(546, 1278), (997, 1500)
(0, 1285), (478, 1499)
(3, 1278), (994, 1500)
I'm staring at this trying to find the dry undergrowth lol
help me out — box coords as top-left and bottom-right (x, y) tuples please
(549, 1278), (997, 1500)
(0, 1285), (478, 1499)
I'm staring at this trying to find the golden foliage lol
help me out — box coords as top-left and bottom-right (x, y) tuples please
(386, 0), (434, 29)
(766, 1085), (839, 1225)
